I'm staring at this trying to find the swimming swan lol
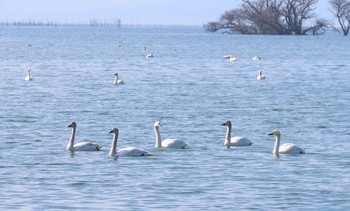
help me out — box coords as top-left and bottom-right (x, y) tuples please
(154, 121), (187, 149)
(25, 67), (32, 81)
(268, 130), (305, 155)
(67, 122), (101, 151)
(223, 54), (233, 59)
(257, 70), (265, 80)
(222, 120), (252, 147)
(114, 73), (124, 85)
(109, 128), (153, 156)
(146, 53), (154, 58)
(252, 56), (261, 61)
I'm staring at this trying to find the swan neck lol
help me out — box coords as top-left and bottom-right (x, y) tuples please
(109, 133), (118, 156)
(273, 134), (281, 155)
(67, 127), (75, 151)
(224, 125), (231, 148)
(154, 126), (162, 148)
(113, 75), (118, 84)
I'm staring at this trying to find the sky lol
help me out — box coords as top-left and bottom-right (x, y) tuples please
(0, 0), (332, 25)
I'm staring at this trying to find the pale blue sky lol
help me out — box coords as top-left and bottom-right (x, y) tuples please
(0, 0), (332, 25)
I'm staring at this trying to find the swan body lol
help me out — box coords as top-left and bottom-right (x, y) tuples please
(109, 128), (153, 157)
(114, 73), (124, 85)
(146, 53), (154, 58)
(67, 122), (101, 151)
(229, 56), (238, 61)
(268, 130), (305, 155)
(25, 67), (32, 81)
(222, 120), (252, 147)
(257, 70), (265, 80)
(252, 56), (261, 61)
(223, 54), (233, 59)
(154, 121), (187, 149)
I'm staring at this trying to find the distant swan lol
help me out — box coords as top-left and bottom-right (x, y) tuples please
(268, 130), (305, 155)
(229, 55), (238, 61)
(257, 70), (265, 80)
(25, 67), (32, 81)
(223, 54), (233, 59)
(252, 56), (261, 61)
(67, 122), (101, 151)
(146, 53), (154, 58)
(114, 73), (124, 85)
(222, 120), (252, 147)
(109, 128), (153, 156)
(154, 121), (187, 149)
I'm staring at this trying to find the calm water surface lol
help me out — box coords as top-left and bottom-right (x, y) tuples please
(0, 26), (349, 210)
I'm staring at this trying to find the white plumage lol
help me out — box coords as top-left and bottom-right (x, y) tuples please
(109, 128), (153, 157)
(114, 73), (124, 85)
(257, 70), (265, 80)
(268, 130), (305, 155)
(67, 122), (101, 151)
(153, 121), (187, 149)
(222, 120), (252, 147)
(25, 67), (33, 81)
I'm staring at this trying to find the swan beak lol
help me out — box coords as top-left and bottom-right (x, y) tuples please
(68, 124), (72, 128)
(268, 132), (273, 135)
(109, 130), (113, 133)
(221, 123), (226, 126)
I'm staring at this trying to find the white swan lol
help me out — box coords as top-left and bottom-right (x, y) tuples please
(268, 130), (305, 155)
(222, 120), (252, 147)
(223, 54), (233, 59)
(229, 55), (238, 61)
(67, 122), (101, 151)
(25, 67), (32, 81)
(257, 70), (265, 80)
(146, 53), (154, 58)
(109, 128), (154, 156)
(252, 56), (261, 61)
(154, 121), (187, 149)
(113, 73), (124, 85)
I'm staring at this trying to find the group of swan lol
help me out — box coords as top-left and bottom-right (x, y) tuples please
(67, 120), (188, 157)
(67, 120), (305, 156)
(223, 55), (261, 61)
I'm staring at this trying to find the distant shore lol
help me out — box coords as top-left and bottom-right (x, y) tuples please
(0, 19), (201, 28)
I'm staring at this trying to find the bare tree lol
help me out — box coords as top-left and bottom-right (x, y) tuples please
(205, 0), (324, 35)
(329, 0), (350, 35)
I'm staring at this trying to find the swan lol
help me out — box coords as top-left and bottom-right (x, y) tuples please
(109, 128), (154, 156)
(222, 120), (252, 147)
(223, 54), (233, 59)
(252, 56), (261, 61)
(154, 121), (187, 149)
(25, 67), (32, 81)
(113, 73), (124, 85)
(268, 130), (305, 155)
(67, 122), (101, 151)
(146, 53), (154, 58)
(229, 55), (238, 61)
(257, 70), (265, 80)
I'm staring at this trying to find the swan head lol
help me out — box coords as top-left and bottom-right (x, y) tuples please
(114, 73), (118, 77)
(259, 70), (263, 75)
(109, 128), (119, 134)
(268, 130), (280, 136)
(222, 120), (232, 127)
(68, 122), (77, 129)
(154, 120), (162, 128)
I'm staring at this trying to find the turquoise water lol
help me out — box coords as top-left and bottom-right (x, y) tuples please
(0, 26), (349, 210)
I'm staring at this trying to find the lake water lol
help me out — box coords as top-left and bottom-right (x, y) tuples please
(0, 26), (349, 210)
